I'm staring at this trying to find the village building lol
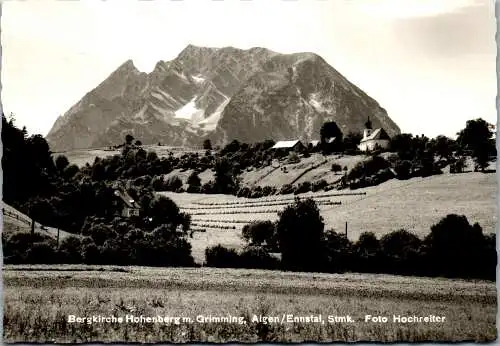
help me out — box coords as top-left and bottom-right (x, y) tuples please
(271, 140), (305, 152)
(114, 189), (140, 218)
(358, 117), (391, 152)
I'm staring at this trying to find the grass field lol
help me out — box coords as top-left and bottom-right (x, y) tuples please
(3, 265), (496, 343)
(56, 145), (206, 167)
(160, 171), (496, 263)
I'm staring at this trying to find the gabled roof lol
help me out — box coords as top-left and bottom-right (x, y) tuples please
(310, 140), (320, 147)
(271, 140), (302, 149)
(114, 190), (140, 209)
(361, 128), (390, 142)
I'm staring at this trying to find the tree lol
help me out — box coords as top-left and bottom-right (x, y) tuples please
(187, 171), (201, 192)
(242, 221), (277, 248)
(380, 229), (421, 258)
(135, 140), (142, 146)
(320, 121), (343, 143)
(276, 198), (325, 271)
(55, 155), (70, 172)
(320, 121), (343, 153)
(456, 119), (496, 172)
(356, 232), (380, 255)
(424, 214), (487, 278)
(63, 164), (80, 180)
(343, 132), (363, 152)
(430, 135), (455, 160)
(390, 134), (414, 159)
(205, 245), (240, 268)
(148, 196), (181, 230)
(214, 158), (239, 194)
(203, 139), (212, 150)
(125, 134), (134, 145)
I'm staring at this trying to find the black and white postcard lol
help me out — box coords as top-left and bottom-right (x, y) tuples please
(1, 0), (497, 343)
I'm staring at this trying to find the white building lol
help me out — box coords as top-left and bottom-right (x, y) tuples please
(358, 128), (391, 152)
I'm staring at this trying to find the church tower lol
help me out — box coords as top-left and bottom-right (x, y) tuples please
(363, 116), (373, 139)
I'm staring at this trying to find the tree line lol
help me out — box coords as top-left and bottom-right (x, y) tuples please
(205, 198), (496, 281)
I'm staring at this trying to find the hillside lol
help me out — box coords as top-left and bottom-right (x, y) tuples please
(161, 171), (496, 263)
(46, 45), (400, 151)
(2, 203), (75, 241)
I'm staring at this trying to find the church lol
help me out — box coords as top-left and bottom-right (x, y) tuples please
(358, 117), (391, 152)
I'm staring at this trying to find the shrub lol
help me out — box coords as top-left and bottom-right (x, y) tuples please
(279, 184), (295, 195)
(311, 179), (327, 192)
(237, 187), (251, 198)
(250, 186), (264, 199)
(242, 220), (276, 246)
(25, 241), (59, 264)
(262, 186), (277, 196)
(348, 156), (390, 182)
(165, 176), (183, 192)
(58, 236), (84, 264)
(239, 246), (280, 269)
(201, 181), (216, 194)
(294, 181), (311, 195)
(89, 223), (117, 246)
(205, 245), (240, 268)
(153, 177), (167, 192)
(394, 160), (412, 179)
(287, 152), (300, 164)
(331, 163), (342, 174)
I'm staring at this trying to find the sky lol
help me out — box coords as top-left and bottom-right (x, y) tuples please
(1, 0), (497, 138)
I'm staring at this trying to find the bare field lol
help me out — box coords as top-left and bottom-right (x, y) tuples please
(162, 171), (496, 263)
(3, 266), (496, 343)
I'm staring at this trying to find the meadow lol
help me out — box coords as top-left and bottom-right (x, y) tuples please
(161, 171), (496, 263)
(3, 265), (496, 343)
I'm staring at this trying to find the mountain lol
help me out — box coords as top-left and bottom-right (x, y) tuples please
(46, 45), (400, 151)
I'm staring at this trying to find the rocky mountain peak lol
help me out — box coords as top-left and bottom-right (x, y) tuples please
(46, 45), (400, 151)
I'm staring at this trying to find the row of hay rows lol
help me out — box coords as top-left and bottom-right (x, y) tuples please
(181, 200), (341, 210)
(193, 191), (366, 206)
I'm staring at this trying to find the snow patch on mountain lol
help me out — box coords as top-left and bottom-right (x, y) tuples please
(192, 75), (206, 83)
(175, 97), (205, 123)
(198, 98), (230, 132)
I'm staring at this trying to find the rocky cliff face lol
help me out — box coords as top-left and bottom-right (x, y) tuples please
(46, 45), (400, 151)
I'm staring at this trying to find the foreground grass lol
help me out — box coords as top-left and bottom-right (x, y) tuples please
(3, 266), (496, 343)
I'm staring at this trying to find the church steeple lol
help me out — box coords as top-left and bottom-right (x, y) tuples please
(365, 116), (372, 130)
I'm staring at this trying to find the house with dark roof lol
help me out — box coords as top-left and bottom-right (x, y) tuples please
(114, 190), (140, 217)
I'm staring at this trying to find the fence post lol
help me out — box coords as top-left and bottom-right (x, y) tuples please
(345, 221), (348, 238)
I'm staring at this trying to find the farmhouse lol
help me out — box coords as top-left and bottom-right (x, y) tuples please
(114, 189), (140, 217)
(271, 140), (305, 152)
(358, 118), (391, 152)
